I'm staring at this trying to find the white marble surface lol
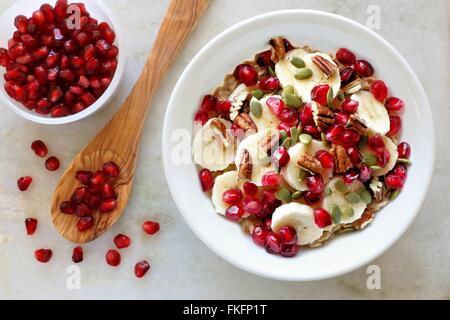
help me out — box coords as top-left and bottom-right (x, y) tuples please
(0, 0), (448, 299)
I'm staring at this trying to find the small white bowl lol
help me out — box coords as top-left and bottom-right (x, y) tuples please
(0, 0), (125, 125)
(163, 10), (435, 281)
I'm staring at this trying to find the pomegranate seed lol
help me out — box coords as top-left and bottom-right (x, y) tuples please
(341, 129), (360, 145)
(90, 170), (107, 185)
(59, 201), (75, 214)
(261, 171), (281, 187)
(258, 75), (280, 92)
(77, 216), (94, 232)
(76, 203), (92, 218)
(199, 94), (217, 112)
(281, 244), (299, 257)
(347, 147), (362, 165)
(222, 189), (243, 206)
(40, 4), (55, 23)
(266, 96), (285, 116)
(0, 48), (10, 67)
(368, 134), (385, 151)
(71, 187), (88, 203)
(81, 93), (96, 106)
(31, 140), (48, 157)
(32, 10), (46, 28)
(336, 48), (356, 66)
(311, 84), (330, 106)
(278, 226), (297, 245)
(75, 170), (93, 185)
(101, 28), (116, 45)
(107, 45), (119, 59)
(265, 233), (283, 254)
(113, 234), (131, 249)
(252, 225), (269, 246)
(86, 195), (101, 209)
(277, 122), (292, 134)
(243, 181), (258, 196)
(326, 124), (345, 143)
(343, 168), (359, 184)
(340, 67), (356, 85)
(100, 199), (117, 213)
(263, 217), (272, 230)
(376, 148), (391, 167)
(103, 161), (120, 178)
(385, 97), (404, 112)
(14, 15), (29, 33)
(385, 174), (405, 189)
(194, 111), (208, 125)
(393, 163), (407, 179)
(95, 39), (110, 56)
(354, 60), (374, 77)
(334, 111), (350, 126)
(86, 57), (100, 74)
(313, 208), (332, 228)
(25, 218), (38, 235)
(72, 246), (84, 263)
(55, 0), (68, 18)
(234, 64), (258, 86)
(225, 205), (244, 222)
(105, 249), (121, 267)
(35, 249), (52, 263)
(359, 165), (373, 182)
(243, 198), (262, 214)
(45, 156), (60, 171)
(199, 169), (214, 192)
(134, 260), (150, 278)
(370, 80), (388, 102)
(272, 146), (290, 167)
(388, 115), (402, 136)
(142, 221), (160, 235)
(255, 50), (272, 67)
(278, 108), (299, 126)
(306, 174), (325, 193)
(341, 98), (359, 113)
(303, 191), (322, 205)
(315, 150), (334, 169)
(282, 38), (295, 51)
(257, 191), (281, 218)
(102, 183), (117, 200)
(32, 46), (50, 60)
(397, 142), (411, 159)
(215, 100), (232, 115)
(48, 85), (63, 103)
(299, 103), (314, 126)
(17, 176), (32, 191)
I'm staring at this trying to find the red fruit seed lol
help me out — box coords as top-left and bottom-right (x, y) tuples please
(134, 260), (150, 278)
(45, 156), (60, 171)
(113, 234), (131, 249)
(35, 249), (52, 263)
(105, 249), (121, 267)
(142, 221), (160, 235)
(17, 176), (33, 191)
(25, 218), (38, 235)
(199, 169), (214, 192)
(72, 246), (84, 263)
(31, 140), (48, 157)
(313, 208), (332, 228)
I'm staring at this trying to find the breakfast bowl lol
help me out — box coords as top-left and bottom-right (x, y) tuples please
(0, 0), (125, 125)
(162, 10), (434, 281)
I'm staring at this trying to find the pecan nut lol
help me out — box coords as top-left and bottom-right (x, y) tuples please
(210, 119), (227, 138)
(311, 55), (337, 79)
(238, 149), (252, 180)
(297, 153), (323, 175)
(330, 144), (353, 173)
(270, 37), (286, 62)
(234, 113), (257, 133)
(315, 105), (335, 132)
(259, 132), (279, 156)
(353, 208), (375, 230)
(348, 114), (369, 135)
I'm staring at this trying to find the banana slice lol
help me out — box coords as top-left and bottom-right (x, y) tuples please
(275, 49), (341, 103)
(234, 128), (278, 186)
(211, 171), (240, 215)
(323, 177), (368, 224)
(281, 140), (333, 191)
(249, 95), (282, 131)
(352, 91), (390, 135)
(193, 118), (235, 171)
(363, 135), (398, 176)
(271, 203), (324, 245)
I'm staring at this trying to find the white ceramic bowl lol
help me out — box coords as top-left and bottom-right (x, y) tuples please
(0, 0), (125, 125)
(163, 10), (434, 281)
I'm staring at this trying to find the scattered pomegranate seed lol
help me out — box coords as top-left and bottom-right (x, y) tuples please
(368, 134), (385, 151)
(142, 221), (160, 235)
(35, 249), (52, 263)
(306, 174), (325, 193)
(272, 146), (290, 167)
(194, 111), (209, 125)
(261, 171), (281, 187)
(215, 100), (232, 115)
(25, 218), (38, 235)
(277, 122), (292, 134)
(313, 208), (332, 228)
(278, 108), (299, 126)
(341, 129), (360, 145)
(265, 233), (283, 254)
(17, 176), (33, 191)
(347, 147), (362, 165)
(31, 140), (48, 157)
(103, 161), (120, 178)
(326, 124), (345, 143)
(258, 191), (281, 218)
(255, 50), (272, 67)
(303, 191), (322, 205)
(76, 216), (94, 232)
(258, 75), (280, 92)
(393, 163), (407, 179)
(278, 226), (297, 245)
(225, 205), (244, 222)
(105, 249), (121, 267)
(315, 150), (334, 169)
(199, 94), (217, 113)
(252, 225), (269, 247)
(263, 217), (272, 230)
(397, 142), (411, 159)
(199, 169), (214, 192)
(370, 80), (388, 102)
(243, 198), (262, 214)
(334, 111), (350, 126)
(222, 189), (243, 206)
(234, 63), (258, 86)
(376, 148), (391, 167)
(341, 98), (359, 114)
(388, 115), (402, 136)
(266, 96), (285, 116)
(134, 260), (150, 278)
(343, 168), (360, 184)
(311, 84), (330, 106)
(385, 97), (404, 112)
(72, 246), (84, 263)
(75, 170), (93, 185)
(243, 181), (258, 196)
(45, 156), (60, 171)
(100, 199), (117, 213)
(60, 201), (75, 214)
(385, 174), (405, 189)
(354, 60), (374, 77)
(359, 165), (373, 182)
(299, 103), (314, 126)
(340, 67), (356, 85)
(336, 48), (356, 66)
(113, 234), (131, 249)
(281, 244), (299, 257)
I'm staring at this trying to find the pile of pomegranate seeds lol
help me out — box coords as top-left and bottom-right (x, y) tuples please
(0, 0), (118, 117)
(59, 161), (120, 232)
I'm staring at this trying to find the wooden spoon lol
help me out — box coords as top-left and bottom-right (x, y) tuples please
(51, 0), (210, 243)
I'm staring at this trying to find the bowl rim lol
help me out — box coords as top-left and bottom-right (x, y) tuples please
(0, 0), (126, 125)
(162, 9), (435, 281)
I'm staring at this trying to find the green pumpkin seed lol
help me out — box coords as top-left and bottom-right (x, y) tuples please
(299, 133), (312, 144)
(363, 153), (377, 166)
(359, 189), (372, 204)
(390, 189), (400, 201)
(294, 68), (313, 80)
(370, 165), (382, 171)
(268, 66), (275, 76)
(345, 192), (361, 204)
(337, 89), (345, 101)
(252, 89), (264, 100)
(335, 179), (348, 193)
(327, 87), (334, 108)
(290, 56), (306, 68)
(285, 93), (302, 108)
(325, 187), (332, 196)
(282, 85), (295, 96)
(330, 204), (342, 224)
(282, 137), (291, 149)
(276, 188), (292, 203)
(250, 100), (262, 118)
(290, 127), (300, 144)
(398, 158), (412, 165)
(358, 135), (368, 149)
(291, 191), (303, 200)
(280, 130), (288, 142)
(321, 132), (330, 147)
(342, 207), (354, 219)
(297, 168), (307, 181)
